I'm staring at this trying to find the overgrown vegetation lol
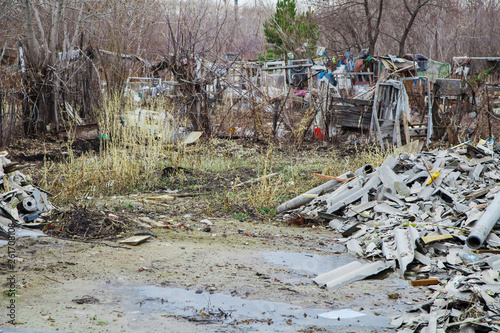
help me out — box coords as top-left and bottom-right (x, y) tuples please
(38, 96), (174, 202)
(33, 96), (391, 219)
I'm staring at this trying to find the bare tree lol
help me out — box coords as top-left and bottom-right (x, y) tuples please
(0, 0), (16, 24)
(364, 0), (384, 55)
(77, 0), (165, 95)
(460, 0), (500, 57)
(20, 0), (65, 133)
(160, 0), (230, 136)
(396, 0), (433, 57)
(223, 3), (267, 59)
(312, 0), (384, 56)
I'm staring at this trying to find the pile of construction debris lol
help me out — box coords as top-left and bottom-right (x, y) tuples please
(278, 140), (500, 332)
(0, 152), (54, 244)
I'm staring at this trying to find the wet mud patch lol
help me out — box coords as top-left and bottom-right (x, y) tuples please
(130, 285), (391, 332)
(262, 251), (355, 276)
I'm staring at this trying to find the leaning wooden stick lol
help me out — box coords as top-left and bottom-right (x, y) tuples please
(314, 174), (348, 182)
(235, 172), (279, 187)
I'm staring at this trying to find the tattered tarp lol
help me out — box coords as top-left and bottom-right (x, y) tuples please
(418, 59), (451, 82)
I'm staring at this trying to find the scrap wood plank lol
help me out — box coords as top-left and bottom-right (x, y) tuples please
(410, 278), (440, 286)
(473, 249), (500, 254)
(145, 195), (175, 201)
(465, 185), (496, 200)
(168, 193), (198, 198)
(421, 234), (454, 244)
(403, 112), (411, 144)
(371, 107), (384, 147)
(119, 235), (152, 246)
(331, 97), (372, 106)
(331, 105), (367, 112)
(395, 113), (402, 147)
(3, 176), (9, 192)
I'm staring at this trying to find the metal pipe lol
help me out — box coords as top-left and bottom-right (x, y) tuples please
(466, 191), (500, 249)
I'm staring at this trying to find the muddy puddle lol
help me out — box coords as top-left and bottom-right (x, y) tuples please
(112, 251), (409, 332)
(128, 285), (391, 332)
(262, 251), (356, 275)
(9, 241), (425, 332)
(258, 251), (417, 323)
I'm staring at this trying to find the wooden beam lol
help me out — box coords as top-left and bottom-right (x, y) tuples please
(403, 112), (411, 144)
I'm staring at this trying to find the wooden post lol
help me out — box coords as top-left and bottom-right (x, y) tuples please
(0, 88), (2, 147)
(403, 112), (411, 144)
(372, 106), (384, 148)
(395, 114), (402, 147)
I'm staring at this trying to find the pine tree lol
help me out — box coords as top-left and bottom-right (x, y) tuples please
(262, 0), (318, 60)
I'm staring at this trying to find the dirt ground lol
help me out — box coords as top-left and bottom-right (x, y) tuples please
(2, 194), (434, 333)
(0, 137), (432, 333)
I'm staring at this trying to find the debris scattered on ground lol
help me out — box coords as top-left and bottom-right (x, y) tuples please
(72, 295), (100, 304)
(278, 140), (500, 331)
(51, 206), (130, 239)
(234, 172), (279, 187)
(145, 194), (175, 202)
(0, 152), (55, 245)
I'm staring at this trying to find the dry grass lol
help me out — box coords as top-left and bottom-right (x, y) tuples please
(217, 145), (300, 216)
(39, 96), (176, 203)
(36, 96), (394, 218)
(321, 144), (391, 179)
(208, 143), (393, 217)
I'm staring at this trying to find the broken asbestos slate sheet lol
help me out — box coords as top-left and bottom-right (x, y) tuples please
(0, 152), (55, 245)
(313, 260), (395, 290)
(280, 141), (500, 332)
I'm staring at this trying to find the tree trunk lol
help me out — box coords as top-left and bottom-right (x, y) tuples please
(22, 0), (41, 64)
(21, 0), (63, 134)
(365, 0), (384, 56)
(187, 94), (211, 137)
(0, 88), (3, 147)
(398, 0), (429, 57)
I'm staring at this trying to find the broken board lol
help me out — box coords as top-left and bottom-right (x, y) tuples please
(119, 235), (152, 246)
